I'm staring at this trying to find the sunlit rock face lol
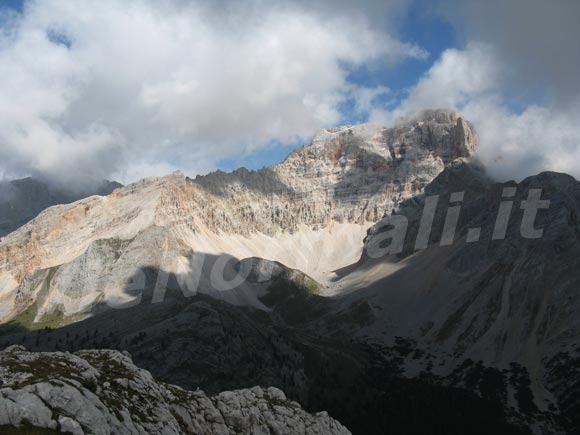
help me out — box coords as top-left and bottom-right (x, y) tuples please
(0, 109), (476, 324)
(0, 178), (122, 237)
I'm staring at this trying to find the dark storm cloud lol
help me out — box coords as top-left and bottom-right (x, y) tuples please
(440, 0), (580, 105)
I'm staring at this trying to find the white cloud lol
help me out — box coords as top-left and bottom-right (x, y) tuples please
(371, 41), (580, 181)
(396, 0), (580, 181)
(5, 0), (575, 186)
(464, 102), (580, 181)
(395, 43), (501, 114)
(369, 43), (500, 125)
(0, 0), (423, 188)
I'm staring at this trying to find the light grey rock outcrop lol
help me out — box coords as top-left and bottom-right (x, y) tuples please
(0, 346), (351, 435)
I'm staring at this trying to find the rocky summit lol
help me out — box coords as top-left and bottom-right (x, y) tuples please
(0, 109), (476, 324)
(0, 345), (350, 435)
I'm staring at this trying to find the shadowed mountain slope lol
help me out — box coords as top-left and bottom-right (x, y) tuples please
(0, 178), (122, 237)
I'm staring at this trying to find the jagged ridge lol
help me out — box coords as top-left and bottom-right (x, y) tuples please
(0, 345), (350, 435)
(0, 109), (477, 324)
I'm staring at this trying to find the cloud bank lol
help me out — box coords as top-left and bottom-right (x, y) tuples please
(0, 0), (424, 189)
(370, 0), (580, 181)
(1, 0), (579, 187)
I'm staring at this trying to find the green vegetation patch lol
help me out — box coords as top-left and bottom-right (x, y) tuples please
(0, 266), (89, 334)
(260, 273), (326, 325)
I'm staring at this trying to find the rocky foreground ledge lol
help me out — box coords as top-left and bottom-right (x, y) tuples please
(0, 346), (350, 435)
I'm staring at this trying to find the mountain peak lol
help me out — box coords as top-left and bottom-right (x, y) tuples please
(0, 109), (478, 324)
(310, 123), (382, 147)
(279, 111), (477, 189)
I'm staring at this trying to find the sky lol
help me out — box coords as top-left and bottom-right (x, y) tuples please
(0, 0), (579, 190)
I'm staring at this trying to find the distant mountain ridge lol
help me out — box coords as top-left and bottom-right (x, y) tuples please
(0, 178), (122, 237)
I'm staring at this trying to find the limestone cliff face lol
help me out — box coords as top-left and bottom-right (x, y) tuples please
(0, 345), (351, 435)
(191, 109), (477, 234)
(0, 109), (477, 323)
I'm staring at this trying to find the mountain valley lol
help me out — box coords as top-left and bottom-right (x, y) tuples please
(1, 110), (578, 434)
